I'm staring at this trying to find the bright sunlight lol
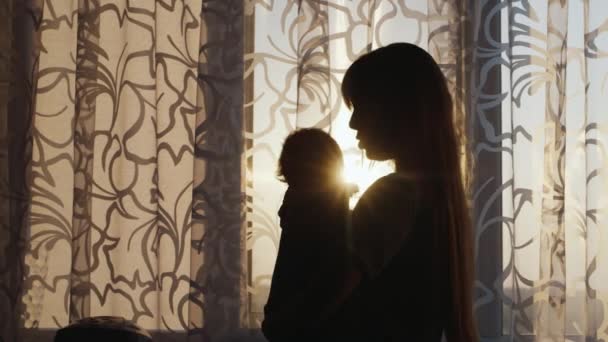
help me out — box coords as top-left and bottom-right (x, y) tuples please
(339, 147), (394, 209)
(328, 110), (395, 209)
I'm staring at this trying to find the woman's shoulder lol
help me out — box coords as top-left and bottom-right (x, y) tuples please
(355, 173), (418, 210)
(350, 173), (425, 277)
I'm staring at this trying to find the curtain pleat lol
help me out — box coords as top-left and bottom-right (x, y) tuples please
(28, 0), (78, 329)
(0, 0), (41, 340)
(582, 1), (608, 340)
(295, 1), (332, 130)
(537, 0), (568, 339)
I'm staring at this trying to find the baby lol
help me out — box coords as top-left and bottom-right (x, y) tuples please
(261, 128), (357, 341)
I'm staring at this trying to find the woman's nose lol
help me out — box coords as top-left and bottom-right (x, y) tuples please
(349, 110), (359, 130)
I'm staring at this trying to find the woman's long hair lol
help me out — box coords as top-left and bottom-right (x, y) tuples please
(342, 43), (478, 342)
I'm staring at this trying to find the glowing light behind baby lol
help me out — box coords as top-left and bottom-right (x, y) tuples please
(339, 151), (393, 209)
(330, 111), (394, 209)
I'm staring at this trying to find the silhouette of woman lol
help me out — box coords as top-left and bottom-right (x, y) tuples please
(323, 43), (478, 341)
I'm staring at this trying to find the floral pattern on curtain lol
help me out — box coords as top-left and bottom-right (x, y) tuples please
(1, 1), (608, 342)
(1, 0), (248, 341)
(498, 1), (608, 340)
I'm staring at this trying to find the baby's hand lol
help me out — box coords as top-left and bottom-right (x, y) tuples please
(344, 182), (359, 197)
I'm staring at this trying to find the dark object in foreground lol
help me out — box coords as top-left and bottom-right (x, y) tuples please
(54, 316), (152, 342)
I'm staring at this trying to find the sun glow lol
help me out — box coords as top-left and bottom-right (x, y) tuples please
(329, 110), (395, 209)
(340, 151), (394, 209)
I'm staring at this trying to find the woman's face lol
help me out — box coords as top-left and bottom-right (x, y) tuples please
(348, 100), (396, 161)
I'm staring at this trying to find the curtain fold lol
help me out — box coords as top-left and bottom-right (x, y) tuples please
(582, 2), (608, 339)
(538, 0), (568, 338)
(0, 1), (40, 341)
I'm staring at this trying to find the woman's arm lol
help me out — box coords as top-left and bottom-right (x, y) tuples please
(262, 261), (362, 340)
(262, 211), (362, 339)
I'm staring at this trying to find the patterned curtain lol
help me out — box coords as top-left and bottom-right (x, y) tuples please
(495, 1), (608, 340)
(1, 1), (607, 342)
(1, 1), (248, 341)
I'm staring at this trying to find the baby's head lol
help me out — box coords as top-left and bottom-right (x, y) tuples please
(278, 128), (344, 189)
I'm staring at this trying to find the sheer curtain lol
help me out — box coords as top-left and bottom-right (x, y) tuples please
(497, 1), (608, 340)
(1, 1), (607, 342)
(1, 1), (248, 341)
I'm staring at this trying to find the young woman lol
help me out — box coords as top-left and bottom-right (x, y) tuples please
(324, 42), (478, 341)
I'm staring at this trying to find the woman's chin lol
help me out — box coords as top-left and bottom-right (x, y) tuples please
(364, 149), (392, 161)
